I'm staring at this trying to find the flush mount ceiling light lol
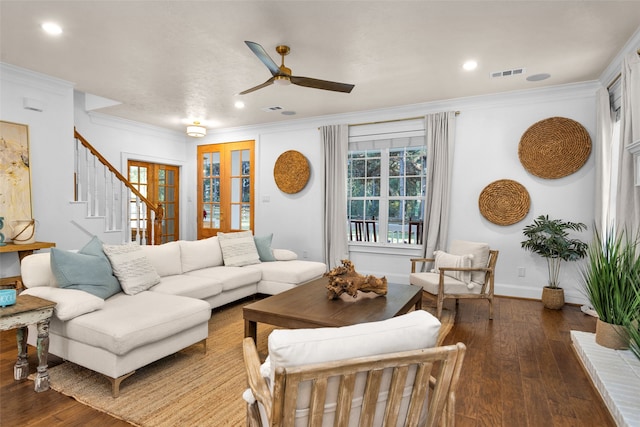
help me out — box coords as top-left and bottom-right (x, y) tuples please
(463, 60), (478, 71)
(186, 121), (207, 138)
(41, 22), (63, 35)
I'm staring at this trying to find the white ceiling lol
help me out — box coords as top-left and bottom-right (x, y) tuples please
(1, 1), (639, 133)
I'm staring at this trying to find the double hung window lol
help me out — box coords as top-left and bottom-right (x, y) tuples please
(347, 122), (426, 245)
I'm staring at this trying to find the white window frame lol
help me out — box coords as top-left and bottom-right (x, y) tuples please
(347, 119), (426, 247)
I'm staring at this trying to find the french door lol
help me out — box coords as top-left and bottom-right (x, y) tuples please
(128, 160), (180, 244)
(197, 140), (254, 239)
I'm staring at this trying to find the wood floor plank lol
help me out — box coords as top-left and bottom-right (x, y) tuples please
(1, 296), (616, 426)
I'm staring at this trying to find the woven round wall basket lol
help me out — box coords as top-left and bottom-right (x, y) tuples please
(273, 150), (310, 194)
(518, 116), (591, 179)
(478, 179), (530, 226)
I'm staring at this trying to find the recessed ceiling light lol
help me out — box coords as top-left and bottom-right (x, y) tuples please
(234, 101), (245, 109)
(463, 60), (478, 71)
(41, 22), (63, 35)
(526, 73), (551, 82)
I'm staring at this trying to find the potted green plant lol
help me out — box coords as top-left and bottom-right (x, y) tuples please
(581, 228), (640, 349)
(521, 215), (588, 309)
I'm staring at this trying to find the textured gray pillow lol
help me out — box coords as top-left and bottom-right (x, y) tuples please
(102, 243), (160, 295)
(218, 231), (261, 267)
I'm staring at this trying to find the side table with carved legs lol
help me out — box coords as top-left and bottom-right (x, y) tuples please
(0, 294), (56, 392)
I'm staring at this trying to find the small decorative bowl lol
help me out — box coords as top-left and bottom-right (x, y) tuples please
(0, 289), (17, 307)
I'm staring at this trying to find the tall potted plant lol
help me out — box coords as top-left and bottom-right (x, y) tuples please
(521, 215), (588, 309)
(581, 228), (640, 349)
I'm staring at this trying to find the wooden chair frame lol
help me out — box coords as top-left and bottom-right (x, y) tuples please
(243, 337), (466, 427)
(410, 250), (499, 319)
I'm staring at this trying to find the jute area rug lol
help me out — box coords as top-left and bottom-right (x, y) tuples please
(35, 295), (454, 426)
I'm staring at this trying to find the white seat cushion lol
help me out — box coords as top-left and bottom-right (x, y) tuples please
(186, 266), (262, 291)
(62, 291), (211, 355)
(410, 272), (482, 294)
(150, 274), (223, 300)
(245, 260), (326, 284)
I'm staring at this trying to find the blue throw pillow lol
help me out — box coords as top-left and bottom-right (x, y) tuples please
(254, 234), (276, 262)
(50, 236), (122, 299)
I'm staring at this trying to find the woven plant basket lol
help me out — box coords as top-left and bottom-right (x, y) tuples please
(518, 117), (591, 179)
(595, 319), (630, 350)
(478, 179), (530, 226)
(541, 286), (564, 310)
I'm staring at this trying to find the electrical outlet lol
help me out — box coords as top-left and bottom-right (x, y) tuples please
(303, 251), (308, 258)
(518, 267), (526, 277)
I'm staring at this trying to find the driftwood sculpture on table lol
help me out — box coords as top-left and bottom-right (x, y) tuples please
(325, 259), (388, 300)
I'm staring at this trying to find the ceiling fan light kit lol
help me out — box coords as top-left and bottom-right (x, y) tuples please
(241, 41), (354, 95)
(186, 122), (207, 138)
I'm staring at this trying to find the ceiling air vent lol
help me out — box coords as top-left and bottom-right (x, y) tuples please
(261, 105), (284, 112)
(490, 68), (526, 78)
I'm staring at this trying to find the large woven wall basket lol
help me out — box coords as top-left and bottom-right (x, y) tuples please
(273, 150), (310, 194)
(478, 179), (530, 226)
(518, 116), (591, 179)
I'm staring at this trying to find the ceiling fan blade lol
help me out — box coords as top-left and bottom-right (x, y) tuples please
(239, 77), (275, 95)
(245, 41), (281, 76)
(290, 76), (354, 93)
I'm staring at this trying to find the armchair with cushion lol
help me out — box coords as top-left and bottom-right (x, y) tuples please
(410, 240), (498, 319)
(242, 310), (466, 427)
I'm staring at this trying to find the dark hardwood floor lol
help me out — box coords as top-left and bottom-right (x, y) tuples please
(0, 296), (614, 427)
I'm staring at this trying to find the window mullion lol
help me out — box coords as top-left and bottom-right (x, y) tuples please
(379, 149), (390, 244)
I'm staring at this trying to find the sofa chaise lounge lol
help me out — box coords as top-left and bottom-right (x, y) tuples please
(20, 233), (327, 396)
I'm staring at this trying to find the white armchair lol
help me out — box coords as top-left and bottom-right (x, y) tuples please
(242, 310), (466, 427)
(410, 240), (498, 319)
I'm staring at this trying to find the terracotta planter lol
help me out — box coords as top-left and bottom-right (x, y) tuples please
(595, 318), (630, 350)
(541, 286), (564, 310)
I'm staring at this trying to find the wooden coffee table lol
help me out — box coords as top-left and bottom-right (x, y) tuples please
(243, 276), (423, 341)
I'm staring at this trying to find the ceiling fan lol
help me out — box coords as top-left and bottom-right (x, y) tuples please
(240, 41), (355, 95)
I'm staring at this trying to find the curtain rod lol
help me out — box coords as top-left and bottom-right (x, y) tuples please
(607, 48), (640, 90)
(349, 111), (460, 127)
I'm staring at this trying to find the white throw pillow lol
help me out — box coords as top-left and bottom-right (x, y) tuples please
(102, 243), (161, 295)
(21, 287), (105, 321)
(449, 240), (490, 285)
(432, 250), (473, 287)
(217, 231), (261, 267)
(272, 249), (298, 261)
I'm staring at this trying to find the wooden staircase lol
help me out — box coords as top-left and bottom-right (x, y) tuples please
(72, 129), (163, 245)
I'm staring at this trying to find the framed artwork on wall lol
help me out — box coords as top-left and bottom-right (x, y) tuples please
(0, 120), (33, 242)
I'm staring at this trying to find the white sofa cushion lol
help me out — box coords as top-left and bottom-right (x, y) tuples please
(149, 274), (224, 300)
(63, 291), (211, 356)
(410, 271), (482, 294)
(103, 243), (161, 295)
(218, 231), (261, 267)
(21, 287), (104, 321)
(246, 260), (326, 284)
(186, 266), (262, 291)
(179, 237), (224, 272)
(449, 240), (490, 285)
(140, 241), (182, 277)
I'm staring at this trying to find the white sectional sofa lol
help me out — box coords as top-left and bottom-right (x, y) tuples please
(20, 233), (327, 397)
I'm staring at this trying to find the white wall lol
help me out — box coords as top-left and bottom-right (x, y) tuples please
(194, 82), (598, 304)
(0, 64), (75, 277)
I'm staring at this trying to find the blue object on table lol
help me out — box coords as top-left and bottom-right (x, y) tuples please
(0, 289), (16, 307)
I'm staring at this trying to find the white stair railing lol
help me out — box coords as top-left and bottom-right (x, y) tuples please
(73, 129), (163, 245)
